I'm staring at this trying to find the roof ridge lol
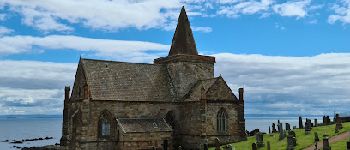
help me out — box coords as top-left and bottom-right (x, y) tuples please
(81, 57), (155, 66)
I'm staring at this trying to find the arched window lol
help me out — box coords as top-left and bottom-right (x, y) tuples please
(99, 111), (114, 139)
(101, 117), (110, 136)
(217, 108), (228, 133)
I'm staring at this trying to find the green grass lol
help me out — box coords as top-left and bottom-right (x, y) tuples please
(330, 138), (348, 150)
(209, 122), (350, 150)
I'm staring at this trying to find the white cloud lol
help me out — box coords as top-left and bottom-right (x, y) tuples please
(217, 0), (273, 17)
(273, 0), (311, 18)
(191, 26), (213, 33)
(0, 60), (76, 115)
(0, 35), (170, 62)
(0, 0), (181, 32)
(328, 0), (350, 24)
(0, 26), (13, 36)
(214, 53), (350, 115)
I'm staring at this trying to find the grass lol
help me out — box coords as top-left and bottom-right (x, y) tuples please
(209, 122), (350, 150)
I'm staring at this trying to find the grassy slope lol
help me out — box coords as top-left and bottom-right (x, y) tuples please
(209, 122), (350, 150)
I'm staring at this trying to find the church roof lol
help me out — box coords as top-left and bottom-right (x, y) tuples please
(185, 77), (238, 101)
(168, 6), (198, 56)
(117, 118), (172, 133)
(80, 58), (174, 101)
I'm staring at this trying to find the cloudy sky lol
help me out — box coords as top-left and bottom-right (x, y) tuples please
(0, 0), (350, 116)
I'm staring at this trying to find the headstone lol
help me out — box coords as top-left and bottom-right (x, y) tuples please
(314, 119), (318, 127)
(278, 123), (285, 140)
(305, 118), (312, 135)
(314, 132), (319, 142)
(299, 116), (304, 129)
(215, 138), (221, 150)
(256, 132), (264, 147)
(293, 126), (297, 129)
(269, 126), (271, 134)
(286, 123), (291, 131)
(323, 135), (331, 150)
(326, 116), (331, 124)
(252, 143), (257, 150)
(335, 114), (343, 133)
(288, 130), (296, 138)
(347, 141), (350, 150)
(267, 141), (271, 150)
(287, 135), (296, 150)
(272, 123), (277, 133)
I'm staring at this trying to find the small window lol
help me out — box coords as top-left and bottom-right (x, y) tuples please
(217, 108), (228, 133)
(100, 117), (110, 138)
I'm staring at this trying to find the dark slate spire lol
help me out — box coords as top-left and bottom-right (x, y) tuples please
(168, 6), (198, 56)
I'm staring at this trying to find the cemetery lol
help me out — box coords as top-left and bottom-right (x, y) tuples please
(209, 115), (350, 150)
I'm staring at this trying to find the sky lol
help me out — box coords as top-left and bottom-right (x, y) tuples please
(0, 0), (350, 116)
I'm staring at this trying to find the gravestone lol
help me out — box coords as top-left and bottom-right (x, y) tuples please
(269, 126), (271, 134)
(323, 135), (331, 150)
(299, 116), (304, 129)
(287, 135), (296, 150)
(314, 119), (318, 127)
(288, 130), (296, 138)
(288, 130), (297, 147)
(293, 126), (297, 129)
(323, 116), (331, 125)
(267, 141), (271, 150)
(252, 143), (257, 150)
(286, 123), (291, 131)
(305, 118), (312, 135)
(347, 141), (350, 150)
(278, 123), (285, 140)
(278, 120), (280, 124)
(314, 132), (319, 142)
(272, 123), (277, 133)
(177, 146), (183, 150)
(335, 114), (343, 133)
(256, 132), (264, 147)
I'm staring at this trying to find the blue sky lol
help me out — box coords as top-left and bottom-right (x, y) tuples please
(0, 0), (350, 116)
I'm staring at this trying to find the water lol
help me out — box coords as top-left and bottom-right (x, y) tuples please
(0, 116), (62, 150)
(0, 115), (322, 150)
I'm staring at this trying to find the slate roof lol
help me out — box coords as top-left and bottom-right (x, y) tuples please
(80, 58), (174, 101)
(168, 6), (198, 56)
(117, 118), (172, 133)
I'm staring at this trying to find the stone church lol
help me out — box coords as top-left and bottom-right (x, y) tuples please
(60, 7), (246, 150)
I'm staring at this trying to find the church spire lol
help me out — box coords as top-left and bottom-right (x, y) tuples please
(168, 6), (198, 56)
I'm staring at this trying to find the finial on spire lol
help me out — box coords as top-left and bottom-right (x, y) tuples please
(168, 6), (198, 56)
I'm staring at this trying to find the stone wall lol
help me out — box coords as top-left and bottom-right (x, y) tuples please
(166, 62), (214, 99)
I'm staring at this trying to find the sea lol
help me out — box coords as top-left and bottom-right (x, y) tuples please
(0, 115), (323, 150)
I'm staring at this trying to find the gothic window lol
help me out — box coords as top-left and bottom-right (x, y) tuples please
(217, 108), (228, 133)
(99, 114), (111, 138)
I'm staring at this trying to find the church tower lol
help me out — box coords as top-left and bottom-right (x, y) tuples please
(154, 7), (215, 100)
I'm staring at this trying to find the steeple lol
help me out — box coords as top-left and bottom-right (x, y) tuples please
(168, 6), (198, 56)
